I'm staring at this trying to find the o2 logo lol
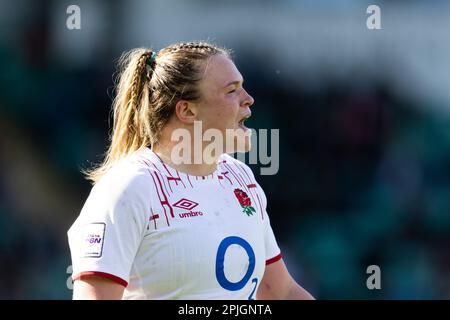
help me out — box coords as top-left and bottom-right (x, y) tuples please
(215, 236), (258, 300)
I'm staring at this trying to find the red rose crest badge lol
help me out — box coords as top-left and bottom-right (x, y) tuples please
(234, 188), (256, 216)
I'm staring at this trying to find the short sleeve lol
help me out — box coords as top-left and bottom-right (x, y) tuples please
(67, 163), (151, 286)
(257, 183), (282, 265)
(235, 159), (282, 265)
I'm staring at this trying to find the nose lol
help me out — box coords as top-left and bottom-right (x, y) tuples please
(241, 88), (254, 108)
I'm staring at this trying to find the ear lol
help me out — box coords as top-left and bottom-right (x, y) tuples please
(175, 100), (197, 124)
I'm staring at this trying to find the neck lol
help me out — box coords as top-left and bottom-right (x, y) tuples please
(152, 138), (220, 177)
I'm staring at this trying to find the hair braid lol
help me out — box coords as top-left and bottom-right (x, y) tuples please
(113, 51), (152, 155)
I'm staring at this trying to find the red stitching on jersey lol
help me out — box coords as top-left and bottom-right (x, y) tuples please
(140, 160), (165, 227)
(152, 154), (182, 191)
(176, 171), (186, 188)
(160, 160), (172, 176)
(167, 176), (182, 187)
(142, 159), (174, 219)
(149, 170), (170, 226)
(142, 156), (175, 223)
(149, 206), (158, 230)
(223, 163), (243, 187)
(221, 171), (233, 185)
(239, 163), (253, 182)
(214, 172), (224, 188)
(153, 171), (174, 218)
(153, 163), (173, 194)
(153, 151), (173, 178)
(186, 174), (193, 188)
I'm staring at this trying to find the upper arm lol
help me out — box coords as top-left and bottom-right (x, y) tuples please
(68, 165), (152, 297)
(257, 258), (315, 300)
(73, 276), (125, 300)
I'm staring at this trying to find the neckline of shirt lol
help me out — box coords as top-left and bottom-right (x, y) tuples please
(141, 147), (225, 181)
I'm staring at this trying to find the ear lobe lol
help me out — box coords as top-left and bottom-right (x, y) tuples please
(175, 100), (196, 124)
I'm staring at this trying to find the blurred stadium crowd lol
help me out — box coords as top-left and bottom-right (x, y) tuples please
(1, 0), (450, 299)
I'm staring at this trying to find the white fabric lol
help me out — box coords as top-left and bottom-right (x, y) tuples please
(68, 148), (281, 299)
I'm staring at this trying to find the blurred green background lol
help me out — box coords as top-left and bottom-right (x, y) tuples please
(1, 0), (450, 299)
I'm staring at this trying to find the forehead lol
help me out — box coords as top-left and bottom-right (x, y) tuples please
(199, 54), (243, 92)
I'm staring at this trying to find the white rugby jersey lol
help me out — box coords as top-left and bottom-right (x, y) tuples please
(68, 147), (281, 300)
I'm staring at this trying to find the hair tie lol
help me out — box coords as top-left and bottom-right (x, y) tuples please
(145, 51), (157, 79)
(146, 51), (157, 68)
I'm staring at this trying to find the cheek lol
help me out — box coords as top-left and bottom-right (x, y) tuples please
(206, 110), (233, 132)
(220, 109), (239, 129)
(211, 98), (239, 123)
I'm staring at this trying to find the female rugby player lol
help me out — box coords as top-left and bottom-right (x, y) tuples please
(68, 42), (314, 300)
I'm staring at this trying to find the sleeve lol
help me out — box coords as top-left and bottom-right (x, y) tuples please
(258, 183), (282, 265)
(236, 159), (282, 265)
(67, 164), (151, 287)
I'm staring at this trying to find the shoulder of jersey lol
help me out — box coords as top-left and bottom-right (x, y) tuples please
(93, 150), (155, 192)
(218, 153), (255, 178)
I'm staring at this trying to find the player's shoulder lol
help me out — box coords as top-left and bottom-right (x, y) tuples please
(218, 153), (256, 180)
(92, 148), (155, 198)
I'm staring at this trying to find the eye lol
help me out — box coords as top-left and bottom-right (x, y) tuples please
(227, 88), (236, 94)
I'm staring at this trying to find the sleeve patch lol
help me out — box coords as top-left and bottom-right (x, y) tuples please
(80, 222), (106, 258)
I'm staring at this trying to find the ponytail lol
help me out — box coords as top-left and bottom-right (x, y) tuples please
(84, 48), (154, 183)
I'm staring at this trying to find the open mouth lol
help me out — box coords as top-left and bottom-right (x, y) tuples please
(238, 114), (251, 130)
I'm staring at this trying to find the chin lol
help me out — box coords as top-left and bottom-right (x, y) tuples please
(233, 129), (252, 153)
(222, 126), (252, 154)
(241, 142), (251, 153)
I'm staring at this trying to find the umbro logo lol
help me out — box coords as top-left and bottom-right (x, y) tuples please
(179, 211), (204, 218)
(173, 198), (199, 211)
(173, 198), (206, 219)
